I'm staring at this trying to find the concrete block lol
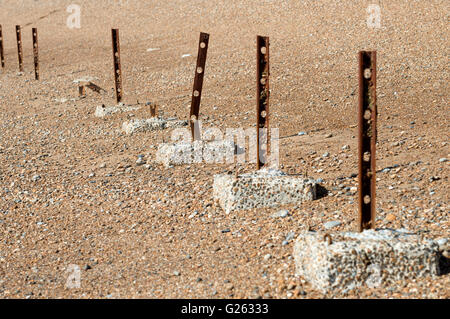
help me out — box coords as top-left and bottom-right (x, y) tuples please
(122, 118), (188, 134)
(156, 140), (235, 168)
(293, 229), (442, 293)
(213, 169), (317, 213)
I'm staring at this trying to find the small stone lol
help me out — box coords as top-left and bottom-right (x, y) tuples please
(298, 131), (307, 136)
(84, 264), (92, 271)
(32, 175), (41, 182)
(271, 209), (289, 218)
(323, 221), (341, 229)
(285, 231), (296, 241)
(438, 158), (448, 163)
(325, 133), (333, 138)
(173, 271), (181, 276)
(263, 254), (272, 261)
(342, 145), (350, 150)
(136, 157), (146, 165)
(322, 152), (330, 158)
(386, 214), (396, 222)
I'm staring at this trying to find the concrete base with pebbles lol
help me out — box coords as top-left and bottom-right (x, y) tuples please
(293, 229), (442, 293)
(156, 140), (235, 168)
(122, 118), (188, 134)
(213, 169), (317, 214)
(95, 104), (141, 117)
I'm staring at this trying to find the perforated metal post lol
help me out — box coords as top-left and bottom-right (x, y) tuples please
(0, 25), (5, 69)
(32, 28), (39, 80)
(111, 29), (123, 103)
(256, 36), (270, 169)
(358, 51), (377, 232)
(189, 32), (209, 141)
(16, 25), (23, 72)
(150, 104), (157, 117)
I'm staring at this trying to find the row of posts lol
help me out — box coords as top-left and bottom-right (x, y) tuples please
(0, 26), (377, 232)
(0, 25), (39, 80)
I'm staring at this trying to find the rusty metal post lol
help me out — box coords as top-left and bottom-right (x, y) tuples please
(32, 28), (39, 80)
(150, 104), (157, 117)
(256, 36), (270, 169)
(189, 32), (209, 141)
(16, 25), (23, 72)
(358, 50), (377, 232)
(78, 85), (85, 97)
(0, 25), (5, 69)
(111, 29), (123, 103)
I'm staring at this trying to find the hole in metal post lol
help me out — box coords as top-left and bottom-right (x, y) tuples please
(364, 68), (372, 79)
(260, 46), (267, 54)
(197, 67), (203, 74)
(364, 195), (371, 204)
(193, 90), (200, 97)
(364, 109), (371, 120)
(200, 42), (206, 49)
(363, 152), (371, 162)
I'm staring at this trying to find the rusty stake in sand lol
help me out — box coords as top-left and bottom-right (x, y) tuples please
(256, 36), (270, 169)
(32, 28), (39, 80)
(111, 29), (123, 103)
(16, 25), (23, 72)
(358, 50), (377, 232)
(0, 25), (5, 68)
(189, 32), (209, 141)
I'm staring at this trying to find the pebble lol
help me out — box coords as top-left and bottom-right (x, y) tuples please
(136, 157), (146, 165)
(32, 175), (41, 182)
(263, 254), (272, 261)
(438, 158), (447, 163)
(271, 209), (289, 218)
(173, 271), (181, 276)
(323, 221), (341, 229)
(285, 231), (296, 241)
(298, 131), (307, 136)
(386, 214), (396, 222)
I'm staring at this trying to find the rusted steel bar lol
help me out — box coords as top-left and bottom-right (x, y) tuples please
(189, 32), (209, 140)
(32, 28), (39, 80)
(150, 104), (157, 117)
(16, 25), (23, 72)
(0, 25), (5, 68)
(78, 85), (85, 97)
(256, 36), (270, 169)
(358, 50), (377, 232)
(111, 29), (123, 103)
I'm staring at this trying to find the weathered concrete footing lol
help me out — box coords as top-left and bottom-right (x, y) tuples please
(293, 229), (442, 293)
(156, 140), (235, 168)
(213, 169), (317, 213)
(122, 117), (188, 134)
